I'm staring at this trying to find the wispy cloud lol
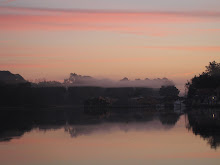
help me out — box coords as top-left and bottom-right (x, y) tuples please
(1, 6), (220, 17)
(0, 6), (220, 36)
(0, 0), (16, 4)
(0, 63), (49, 68)
(170, 72), (195, 77)
(140, 46), (220, 51)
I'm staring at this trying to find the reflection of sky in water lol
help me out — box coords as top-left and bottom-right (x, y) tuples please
(63, 120), (180, 138)
(0, 114), (220, 165)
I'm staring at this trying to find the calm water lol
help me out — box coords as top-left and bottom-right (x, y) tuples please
(0, 107), (220, 165)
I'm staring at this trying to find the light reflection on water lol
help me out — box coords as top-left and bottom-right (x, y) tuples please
(0, 108), (220, 165)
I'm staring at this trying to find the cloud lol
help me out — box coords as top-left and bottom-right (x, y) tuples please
(170, 72), (195, 77)
(197, 29), (220, 32)
(0, 6), (220, 35)
(1, 6), (220, 17)
(0, 0), (16, 4)
(184, 72), (195, 76)
(141, 46), (220, 52)
(0, 63), (49, 68)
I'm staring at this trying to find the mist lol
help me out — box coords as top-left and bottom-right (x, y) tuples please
(62, 73), (174, 88)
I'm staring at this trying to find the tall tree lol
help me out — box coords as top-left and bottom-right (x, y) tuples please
(205, 61), (220, 76)
(186, 61), (220, 98)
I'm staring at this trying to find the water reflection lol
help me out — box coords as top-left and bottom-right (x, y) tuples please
(0, 107), (220, 149)
(186, 109), (220, 149)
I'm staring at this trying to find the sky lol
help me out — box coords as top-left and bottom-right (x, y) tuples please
(0, 0), (220, 92)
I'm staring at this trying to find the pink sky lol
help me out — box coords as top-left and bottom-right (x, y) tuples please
(0, 5), (220, 92)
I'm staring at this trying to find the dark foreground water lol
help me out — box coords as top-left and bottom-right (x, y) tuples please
(0, 107), (220, 165)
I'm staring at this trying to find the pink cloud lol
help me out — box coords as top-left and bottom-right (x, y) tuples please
(0, 57), (162, 70)
(184, 72), (195, 76)
(170, 72), (195, 77)
(197, 28), (220, 32)
(1, 6), (220, 17)
(141, 46), (220, 51)
(58, 57), (161, 63)
(0, 64), (49, 68)
(0, 6), (219, 35)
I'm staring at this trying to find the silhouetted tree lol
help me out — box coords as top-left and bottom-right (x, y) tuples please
(159, 85), (180, 98)
(120, 77), (129, 81)
(205, 61), (220, 76)
(37, 81), (62, 87)
(186, 61), (220, 99)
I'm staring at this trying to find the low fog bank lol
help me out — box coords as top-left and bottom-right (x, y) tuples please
(59, 73), (174, 88)
(0, 71), (180, 106)
(0, 71), (175, 89)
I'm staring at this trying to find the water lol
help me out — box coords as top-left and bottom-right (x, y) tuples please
(0, 107), (219, 165)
